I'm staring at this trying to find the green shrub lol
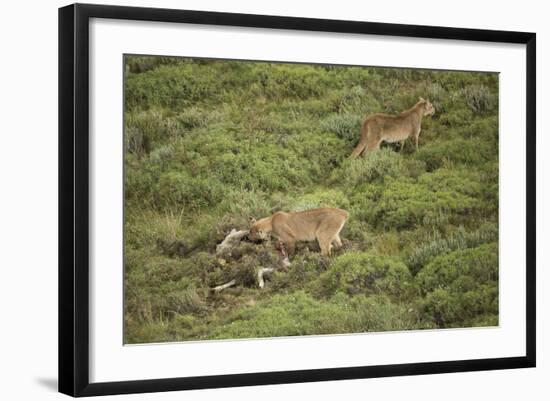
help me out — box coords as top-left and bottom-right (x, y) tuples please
(175, 106), (219, 129)
(402, 158), (428, 179)
(259, 112), (312, 136)
(289, 98), (334, 117)
(460, 85), (498, 113)
(417, 168), (483, 197)
(210, 291), (347, 338)
(156, 171), (225, 210)
(207, 254), (259, 289)
(456, 116), (498, 143)
(416, 242), (498, 292)
(209, 143), (312, 192)
(125, 108), (183, 155)
(319, 113), (363, 143)
(210, 291), (431, 339)
(289, 189), (350, 212)
(125, 256), (208, 324)
(315, 252), (414, 300)
(124, 320), (171, 344)
(437, 107), (474, 128)
(287, 131), (349, 179)
(372, 231), (401, 256)
(332, 85), (381, 115)
(339, 219), (374, 249)
(124, 208), (187, 250)
(258, 63), (337, 99)
(351, 174), (481, 230)
(217, 190), (278, 229)
(269, 253), (329, 293)
(424, 83), (448, 113)
(414, 138), (495, 170)
(125, 55), (180, 74)
(148, 144), (176, 170)
(334, 148), (405, 185)
(342, 294), (435, 332)
(337, 66), (373, 87)
(406, 223), (498, 275)
(125, 62), (223, 109)
(416, 243), (498, 327)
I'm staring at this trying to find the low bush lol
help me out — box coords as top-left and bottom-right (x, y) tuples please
(315, 252), (414, 300)
(211, 291), (348, 338)
(268, 253), (329, 293)
(437, 107), (474, 128)
(289, 189), (350, 212)
(209, 144), (313, 192)
(351, 174), (481, 230)
(319, 113), (363, 143)
(125, 55), (180, 74)
(406, 223), (498, 275)
(216, 190), (278, 230)
(333, 149), (405, 185)
(416, 243), (498, 327)
(209, 291), (432, 340)
(331, 85), (381, 115)
(155, 171), (225, 210)
(287, 131), (349, 179)
(174, 106), (220, 130)
(125, 108), (183, 155)
(125, 256), (208, 323)
(125, 62), (223, 109)
(258, 112), (313, 136)
(456, 116), (498, 143)
(342, 294), (435, 333)
(256, 63), (337, 100)
(414, 138), (495, 171)
(460, 85), (498, 113)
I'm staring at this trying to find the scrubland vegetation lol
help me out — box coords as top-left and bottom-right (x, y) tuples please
(124, 56), (499, 343)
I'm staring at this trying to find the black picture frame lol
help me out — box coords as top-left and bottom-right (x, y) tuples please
(59, 3), (536, 397)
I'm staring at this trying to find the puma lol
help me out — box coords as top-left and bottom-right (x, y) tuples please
(349, 97), (435, 158)
(249, 207), (349, 257)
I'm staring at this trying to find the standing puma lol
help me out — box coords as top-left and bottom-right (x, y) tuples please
(248, 207), (349, 257)
(349, 97), (435, 158)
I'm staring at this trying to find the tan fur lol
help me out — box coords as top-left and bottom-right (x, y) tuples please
(349, 97), (435, 158)
(249, 207), (349, 257)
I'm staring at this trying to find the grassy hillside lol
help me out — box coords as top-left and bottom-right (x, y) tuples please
(123, 56), (499, 343)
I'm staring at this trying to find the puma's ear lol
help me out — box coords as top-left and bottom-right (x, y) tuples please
(418, 96), (425, 102)
(249, 217), (257, 224)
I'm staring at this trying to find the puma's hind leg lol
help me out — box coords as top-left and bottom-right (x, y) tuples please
(350, 135), (367, 159)
(363, 136), (382, 156)
(317, 233), (333, 257)
(350, 122), (372, 159)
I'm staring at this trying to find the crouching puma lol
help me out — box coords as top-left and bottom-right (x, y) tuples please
(349, 97), (435, 158)
(249, 207), (349, 257)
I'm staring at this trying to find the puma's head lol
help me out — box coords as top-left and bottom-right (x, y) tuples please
(248, 216), (272, 241)
(419, 97), (435, 116)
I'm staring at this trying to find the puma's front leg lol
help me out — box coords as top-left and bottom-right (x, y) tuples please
(413, 128), (421, 151)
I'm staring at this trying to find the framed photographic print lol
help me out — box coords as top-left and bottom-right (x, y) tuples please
(58, 3), (536, 397)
